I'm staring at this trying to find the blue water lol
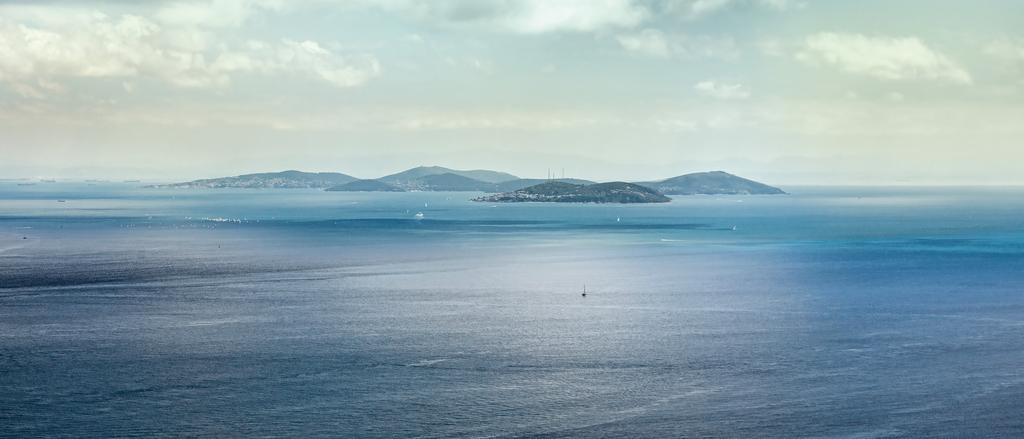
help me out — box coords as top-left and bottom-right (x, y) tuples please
(2, 183), (1024, 437)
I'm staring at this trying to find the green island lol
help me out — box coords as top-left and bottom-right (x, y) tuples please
(473, 181), (671, 204)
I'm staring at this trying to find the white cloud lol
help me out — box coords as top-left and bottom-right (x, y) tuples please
(274, 40), (380, 87)
(155, 0), (286, 28)
(0, 14), (225, 90)
(377, 0), (648, 34)
(678, 35), (740, 60)
(617, 29), (739, 60)
(688, 0), (733, 18)
(662, 0), (798, 19)
(755, 0), (805, 11)
(984, 38), (1024, 62)
(797, 32), (972, 84)
(694, 80), (750, 99)
(662, 0), (733, 19)
(0, 12), (379, 96)
(616, 29), (671, 57)
(756, 38), (785, 57)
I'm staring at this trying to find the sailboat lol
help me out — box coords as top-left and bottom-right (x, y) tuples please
(581, 285), (587, 297)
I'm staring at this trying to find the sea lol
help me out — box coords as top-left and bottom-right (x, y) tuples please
(2, 182), (1023, 438)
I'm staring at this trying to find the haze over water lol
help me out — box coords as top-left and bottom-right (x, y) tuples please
(3, 183), (1024, 437)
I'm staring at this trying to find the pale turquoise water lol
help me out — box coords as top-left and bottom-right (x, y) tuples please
(2, 183), (1024, 437)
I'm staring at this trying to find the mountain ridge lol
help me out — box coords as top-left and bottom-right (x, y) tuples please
(379, 166), (518, 186)
(149, 168), (785, 195)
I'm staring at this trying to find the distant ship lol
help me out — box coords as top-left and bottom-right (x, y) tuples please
(17, 183), (35, 186)
(123, 180), (141, 183)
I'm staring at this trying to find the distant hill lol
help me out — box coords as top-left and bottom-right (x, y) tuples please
(146, 168), (784, 195)
(475, 181), (670, 203)
(494, 178), (595, 192)
(379, 166), (518, 188)
(150, 170), (357, 189)
(325, 179), (404, 192)
(415, 173), (497, 192)
(639, 171), (785, 195)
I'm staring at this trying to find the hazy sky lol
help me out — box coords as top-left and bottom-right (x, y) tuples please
(2, 0), (1023, 184)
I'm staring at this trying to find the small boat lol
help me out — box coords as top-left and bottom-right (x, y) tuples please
(57, 199), (66, 203)
(414, 212), (425, 219)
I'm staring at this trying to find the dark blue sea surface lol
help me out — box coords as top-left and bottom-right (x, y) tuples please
(2, 183), (1024, 437)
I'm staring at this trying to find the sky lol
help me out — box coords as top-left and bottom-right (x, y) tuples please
(1, 0), (1023, 184)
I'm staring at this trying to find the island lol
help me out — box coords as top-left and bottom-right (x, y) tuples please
(638, 171), (785, 195)
(404, 173), (498, 192)
(325, 179), (404, 192)
(378, 166), (517, 191)
(474, 181), (671, 204)
(148, 170), (356, 189)
(147, 167), (785, 195)
(494, 178), (595, 192)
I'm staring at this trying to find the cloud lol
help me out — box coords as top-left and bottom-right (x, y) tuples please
(797, 32), (972, 84)
(155, 0), (286, 28)
(687, 0), (732, 18)
(755, 0), (804, 11)
(378, 0), (790, 31)
(271, 40), (380, 88)
(694, 80), (750, 99)
(756, 38), (785, 56)
(0, 13), (224, 91)
(0, 12), (379, 96)
(984, 38), (1024, 62)
(616, 29), (739, 60)
(661, 0), (799, 19)
(661, 0), (732, 19)
(377, 0), (648, 34)
(616, 29), (670, 57)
